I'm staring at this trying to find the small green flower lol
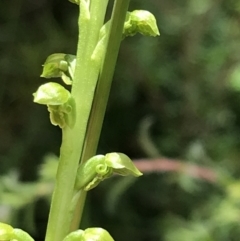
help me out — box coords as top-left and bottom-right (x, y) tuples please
(124, 10), (160, 37)
(0, 223), (34, 241)
(75, 153), (142, 191)
(33, 82), (71, 105)
(41, 53), (68, 78)
(41, 53), (76, 85)
(33, 83), (75, 128)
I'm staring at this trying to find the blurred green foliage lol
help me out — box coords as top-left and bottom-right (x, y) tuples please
(1, 0), (240, 240)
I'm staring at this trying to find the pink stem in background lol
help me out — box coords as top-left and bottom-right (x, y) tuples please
(134, 158), (217, 183)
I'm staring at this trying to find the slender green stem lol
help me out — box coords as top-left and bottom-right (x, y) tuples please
(45, 1), (108, 241)
(45, 127), (81, 241)
(70, 0), (131, 230)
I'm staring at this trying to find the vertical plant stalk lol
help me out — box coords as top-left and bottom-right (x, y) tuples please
(70, 0), (131, 230)
(44, 1), (108, 241)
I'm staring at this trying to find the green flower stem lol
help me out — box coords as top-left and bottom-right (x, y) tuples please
(45, 1), (109, 241)
(70, 0), (131, 230)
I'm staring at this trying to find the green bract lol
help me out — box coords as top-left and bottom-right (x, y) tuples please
(63, 228), (114, 241)
(75, 153), (142, 191)
(33, 82), (71, 105)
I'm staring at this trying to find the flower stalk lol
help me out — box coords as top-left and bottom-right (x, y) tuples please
(31, 0), (159, 240)
(44, 1), (109, 241)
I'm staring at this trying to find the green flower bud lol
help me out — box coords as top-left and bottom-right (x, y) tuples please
(33, 82), (71, 105)
(130, 10), (160, 37)
(83, 228), (114, 241)
(0, 223), (34, 241)
(63, 228), (114, 241)
(123, 10), (160, 37)
(0, 223), (14, 241)
(105, 152), (143, 177)
(63, 230), (84, 241)
(13, 229), (34, 241)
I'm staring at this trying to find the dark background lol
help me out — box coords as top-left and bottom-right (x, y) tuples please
(1, 0), (240, 240)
